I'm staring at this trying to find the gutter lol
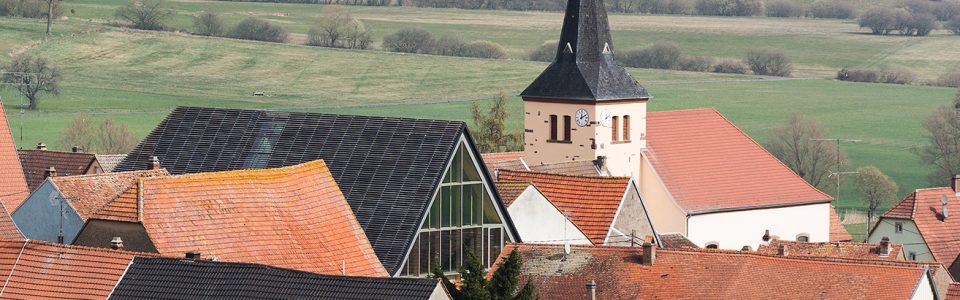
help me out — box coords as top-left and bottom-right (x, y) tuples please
(688, 199), (832, 216)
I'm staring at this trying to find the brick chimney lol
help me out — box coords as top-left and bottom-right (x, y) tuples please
(879, 237), (890, 257)
(148, 156), (161, 170)
(186, 251), (201, 260)
(778, 244), (789, 256)
(953, 175), (960, 196)
(36, 143), (46, 150)
(586, 280), (596, 300)
(72, 146), (80, 153)
(44, 167), (57, 178)
(642, 241), (656, 266)
(111, 237), (124, 250)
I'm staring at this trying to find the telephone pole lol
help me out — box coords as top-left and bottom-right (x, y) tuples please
(812, 138), (861, 207)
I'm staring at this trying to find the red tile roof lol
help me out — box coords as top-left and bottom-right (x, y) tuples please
(830, 207), (853, 242)
(495, 181), (531, 207)
(48, 169), (169, 221)
(947, 282), (960, 300)
(0, 101), (29, 212)
(481, 151), (528, 176)
(496, 243), (932, 300)
(756, 240), (902, 260)
(0, 204), (22, 241)
(0, 239), (156, 299)
(659, 233), (698, 249)
(497, 170), (630, 244)
(124, 160), (387, 277)
(19, 149), (98, 192)
(645, 109), (832, 213)
(528, 160), (600, 176)
(879, 187), (960, 267)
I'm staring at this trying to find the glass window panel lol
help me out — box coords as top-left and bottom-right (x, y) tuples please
(463, 227), (483, 264)
(452, 186), (461, 227)
(441, 230), (452, 272)
(462, 146), (482, 182)
(463, 184), (483, 226)
(441, 186), (452, 227)
(430, 231), (441, 273)
(443, 166), (452, 183)
(419, 232), (430, 275)
(452, 148), (462, 183)
(430, 195), (441, 229)
(482, 191), (502, 224)
(482, 227), (489, 267)
(489, 228), (503, 268)
(408, 235), (420, 276)
(451, 229), (462, 272)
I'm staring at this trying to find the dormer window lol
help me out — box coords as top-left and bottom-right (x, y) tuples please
(705, 242), (719, 249)
(796, 234), (810, 242)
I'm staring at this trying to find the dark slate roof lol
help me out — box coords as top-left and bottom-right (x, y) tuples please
(115, 106), (518, 275)
(109, 257), (447, 300)
(18, 149), (97, 192)
(521, 0), (649, 101)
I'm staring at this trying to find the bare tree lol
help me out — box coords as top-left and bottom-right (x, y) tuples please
(97, 119), (136, 154)
(918, 91), (960, 185)
(59, 113), (97, 152)
(471, 92), (521, 153)
(855, 166), (898, 239)
(1, 54), (62, 110)
(764, 112), (846, 191)
(46, 0), (55, 35)
(312, 6), (351, 47)
(114, 0), (175, 31)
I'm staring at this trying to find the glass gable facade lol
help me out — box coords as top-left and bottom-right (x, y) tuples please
(400, 141), (507, 276)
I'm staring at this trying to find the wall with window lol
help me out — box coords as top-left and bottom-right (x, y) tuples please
(868, 219), (932, 262)
(399, 141), (511, 277)
(687, 203), (831, 250)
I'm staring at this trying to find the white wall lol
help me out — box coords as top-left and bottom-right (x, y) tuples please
(869, 218), (933, 261)
(910, 272), (936, 300)
(687, 203), (831, 250)
(507, 186), (591, 245)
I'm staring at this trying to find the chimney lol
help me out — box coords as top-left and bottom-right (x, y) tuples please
(185, 251), (201, 260)
(36, 143), (46, 150)
(778, 244), (789, 256)
(952, 175), (960, 196)
(148, 156), (161, 170)
(879, 237), (890, 257)
(762, 229), (771, 243)
(593, 156), (607, 170)
(110, 237), (124, 250)
(586, 280), (596, 300)
(642, 241), (656, 266)
(44, 167), (57, 178)
(71, 146), (80, 153)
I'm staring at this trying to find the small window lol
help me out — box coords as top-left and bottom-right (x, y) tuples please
(563, 115), (572, 142)
(623, 115), (630, 141)
(796, 234), (810, 242)
(895, 222), (903, 234)
(705, 242), (719, 249)
(909, 252), (917, 260)
(549, 115), (558, 141)
(611, 116), (619, 142)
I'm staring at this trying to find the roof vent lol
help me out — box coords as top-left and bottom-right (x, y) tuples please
(185, 251), (201, 260)
(602, 43), (611, 54)
(44, 167), (57, 178)
(110, 237), (124, 250)
(942, 195), (950, 221)
(148, 156), (161, 170)
(563, 42), (574, 54)
(36, 143), (46, 150)
(72, 146), (80, 153)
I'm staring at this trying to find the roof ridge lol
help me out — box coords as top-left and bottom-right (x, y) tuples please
(174, 105), (469, 125)
(16, 238), (162, 257)
(143, 160), (325, 183)
(498, 168), (630, 181)
(51, 169), (167, 181)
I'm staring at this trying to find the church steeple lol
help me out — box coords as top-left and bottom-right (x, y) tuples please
(521, 0), (649, 101)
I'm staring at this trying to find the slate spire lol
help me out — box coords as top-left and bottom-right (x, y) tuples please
(521, 0), (649, 101)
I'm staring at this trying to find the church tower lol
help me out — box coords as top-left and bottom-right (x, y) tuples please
(521, 0), (649, 177)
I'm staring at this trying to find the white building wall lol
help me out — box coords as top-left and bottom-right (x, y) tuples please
(869, 219), (933, 262)
(686, 203), (831, 250)
(910, 272), (936, 300)
(507, 186), (591, 245)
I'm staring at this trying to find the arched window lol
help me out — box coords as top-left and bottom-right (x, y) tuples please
(796, 233), (810, 242)
(623, 115), (630, 141)
(611, 116), (619, 142)
(705, 242), (719, 249)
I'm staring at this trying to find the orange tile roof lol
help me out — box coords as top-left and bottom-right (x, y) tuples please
(528, 160), (600, 176)
(495, 181), (531, 207)
(124, 160), (387, 277)
(0, 101), (29, 212)
(879, 187), (960, 267)
(645, 109), (832, 213)
(0, 204), (22, 241)
(0, 239), (156, 299)
(497, 170), (630, 244)
(495, 243), (931, 299)
(48, 169), (169, 221)
(481, 151), (528, 176)
(756, 240), (902, 260)
(947, 282), (960, 300)
(18, 149), (98, 192)
(830, 207), (853, 242)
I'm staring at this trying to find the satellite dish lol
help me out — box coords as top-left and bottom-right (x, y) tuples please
(942, 195), (950, 206)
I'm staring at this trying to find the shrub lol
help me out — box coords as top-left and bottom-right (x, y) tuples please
(667, 0), (693, 14)
(695, 0), (764, 16)
(859, 7), (898, 34)
(837, 67), (916, 84)
(528, 41), (557, 62)
(462, 40), (508, 59)
(935, 71), (960, 88)
(230, 17), (289, 43)
(308, 5), (371, 49)
(744, 49), (792, 77)
(808, 0), (855, 19)
(434, 36), (468, 56)
(767, 0), (803, 18)
(193, 11), (225, 36)
(836, 68), (878, 82)
(902, 13), (938, 36)
(948, 17), (960, 35)
(1, 0), (63, 19)
(114, 0), (175, 31)
(878, 68), (916, 84)
(382, 27), (435, 54)
(712, 59), (748, 74)
(619, 42), (683, 69)
(933, 0), (960, 21)
(676, 55), (713, 72)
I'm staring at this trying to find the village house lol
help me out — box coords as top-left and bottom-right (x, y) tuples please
(0, 100), (29, 213)
(495, 243), (943, 299)
(113, 107), (519, 277)
(71, 160), (387, 277)
(869, 176), (960, 278)
(480, 0), (839, 250)
(109, 257), (452, 300)
(11, 167), (168, 244)
(19, 143), (105, 192)
(756, 239), (905, 260)
(497, 170), (658, 246)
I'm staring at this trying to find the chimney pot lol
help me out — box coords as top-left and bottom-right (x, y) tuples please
(148, 156), (161, 170)
(110, 237), (124, 250)
(44, 167), (57, 178)
(72, 146), (80, 153)
(586, 280), (597, 300)
(642, 241), (656, 266)
(778, 244), (788, 256)
(879, 237), (890, 257)
(36, 143), (46, 150)
(186, 251), (201, 260)
(762, 229), (771, 242)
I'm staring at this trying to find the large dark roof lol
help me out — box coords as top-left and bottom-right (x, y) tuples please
(18, 149), (97, 192)
(115, 106), (517, 275)
(109, 257), (446, 300)
(521, 0), (649, 101)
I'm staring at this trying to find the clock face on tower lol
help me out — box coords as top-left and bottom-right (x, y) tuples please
(575, 109), (589, 127)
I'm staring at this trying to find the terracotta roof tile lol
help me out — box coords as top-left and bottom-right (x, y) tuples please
(947, 283), (960, 300)
(756, 240), (902, 260)
(0, 101), (29, 211)
(883, 192), (917, 219)
(497, 170), (629, 244)
(659, 233), (698, 249)
(48, 169), (169, 221)
(481, 152), (528, 176)
(830, 207), (853, 242)
(528, 160), (600, 176)
(0, 204), (22, 241)
(19, 149), (98, 192)
(495, 181), (531, 207)
(646, 109), (832, 213)
(496, 243), (930, 299)
(0, 239), (156, 299)
(130, 160), (387, 277)
(883, 187), (960, 267)
(95, 154), (127, 172)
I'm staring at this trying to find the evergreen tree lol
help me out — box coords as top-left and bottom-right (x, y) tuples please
(432, 249), (536, 300)
(487, 250), (521, 300)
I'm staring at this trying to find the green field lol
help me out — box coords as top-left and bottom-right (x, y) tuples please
(2, 3), (959, 215)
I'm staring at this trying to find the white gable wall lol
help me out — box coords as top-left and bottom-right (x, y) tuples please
(507, 186), (591, 245)
(910, 271), (936, 300)
(686, 202), (831, 250)
(869, 219), (932, 261)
